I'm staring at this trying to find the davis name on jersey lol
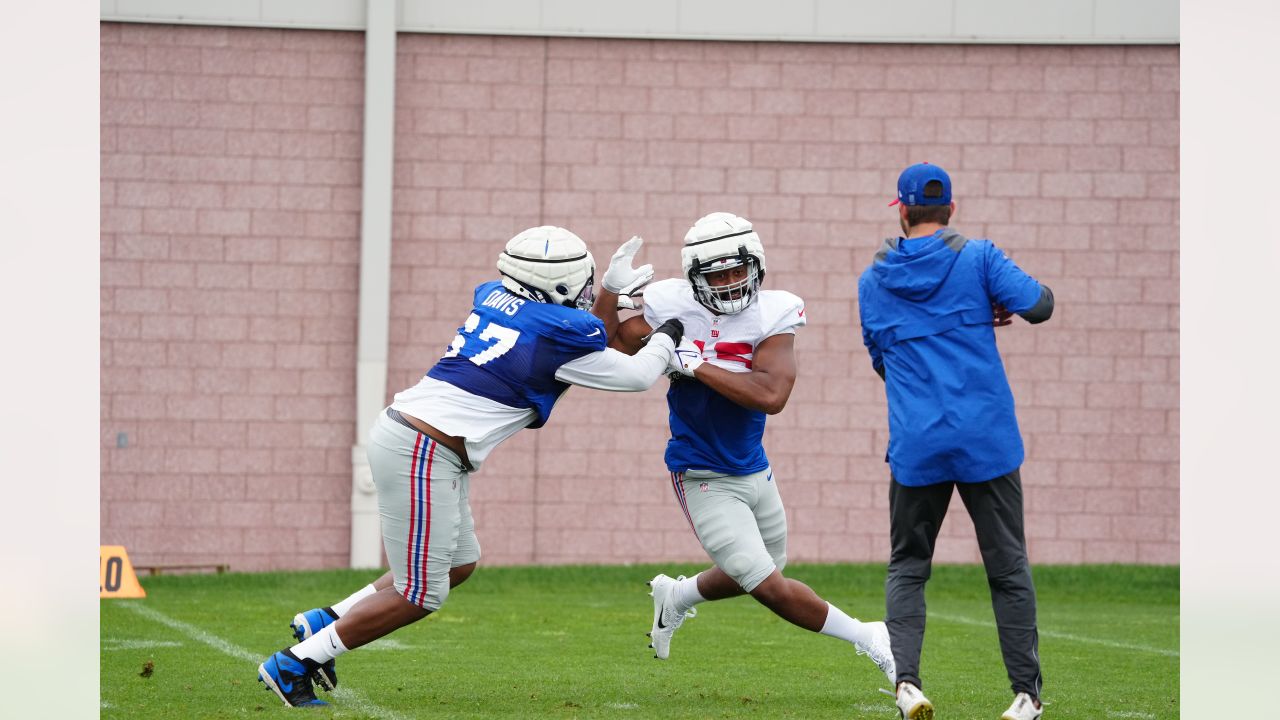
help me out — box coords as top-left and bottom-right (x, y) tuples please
(642, 279), (805, 474)
(426, 281), (607, 428)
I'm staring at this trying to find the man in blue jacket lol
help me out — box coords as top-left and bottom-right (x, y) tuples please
(857, 163), (1054, 720)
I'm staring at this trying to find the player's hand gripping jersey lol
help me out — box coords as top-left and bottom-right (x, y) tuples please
(642, 279), (805, 475)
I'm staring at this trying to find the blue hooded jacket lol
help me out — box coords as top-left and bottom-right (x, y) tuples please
(857, 229), (1046, 486)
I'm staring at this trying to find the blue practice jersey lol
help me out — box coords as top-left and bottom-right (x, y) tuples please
(426, 281), (607, 428)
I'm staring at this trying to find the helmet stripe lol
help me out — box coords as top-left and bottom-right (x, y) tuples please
(500, 250), (589, 264)
(684, 228), (755, 247)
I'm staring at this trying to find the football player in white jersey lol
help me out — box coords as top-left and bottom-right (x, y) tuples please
(256, 226), (681, 708)
(604, 212), (897, 686)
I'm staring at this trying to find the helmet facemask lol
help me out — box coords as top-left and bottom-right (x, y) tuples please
(689, 251), (760, 315)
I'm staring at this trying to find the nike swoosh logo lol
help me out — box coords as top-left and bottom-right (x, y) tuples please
(586, 328), (602, 337)
(329, 636), (338, 649)
(657, 614), (668, 629)
(280, 678), (294, 693)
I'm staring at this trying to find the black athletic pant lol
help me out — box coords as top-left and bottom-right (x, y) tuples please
(885, 469), (1042, 697)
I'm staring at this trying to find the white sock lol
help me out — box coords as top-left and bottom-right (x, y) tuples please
(672, 573), (707, 614)
(819, 602), (875, 647)
(332, 583), (378, 617)
(291, 623), (349, 665)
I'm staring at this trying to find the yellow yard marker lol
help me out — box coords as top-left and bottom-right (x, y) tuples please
(100, 545), (146, 598)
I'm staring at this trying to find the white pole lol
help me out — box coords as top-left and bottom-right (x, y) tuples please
(351, 0), (397, 568)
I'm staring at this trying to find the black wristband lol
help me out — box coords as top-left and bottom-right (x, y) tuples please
(649, 318), (684, 346)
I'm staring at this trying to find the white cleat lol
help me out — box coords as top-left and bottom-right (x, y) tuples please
(647, 573), (696, 660)
(895, 682), (935, 720)
(856, 620), (897, 685)
(1000, 692), (1043, 720)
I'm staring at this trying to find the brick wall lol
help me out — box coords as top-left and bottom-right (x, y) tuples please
(102, 25), (1179, 570)
(101, 23), (364, 570)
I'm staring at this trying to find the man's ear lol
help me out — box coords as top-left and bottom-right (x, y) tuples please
(949, 201), (956, 218)
(899, 204), (909, 222)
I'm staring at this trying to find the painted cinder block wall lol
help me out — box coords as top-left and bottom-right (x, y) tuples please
(100, 23), (1179, 571)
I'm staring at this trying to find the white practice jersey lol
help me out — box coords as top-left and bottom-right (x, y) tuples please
(642, 279), (806, 373)
(642, 278), (806, 474)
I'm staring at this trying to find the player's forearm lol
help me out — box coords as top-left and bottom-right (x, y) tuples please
(693, 364), (794, 414)
(591, 288), (622, 341)
(554, 339), (673, 391)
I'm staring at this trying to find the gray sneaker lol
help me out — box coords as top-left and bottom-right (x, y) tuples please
(646, 573), (696, 660)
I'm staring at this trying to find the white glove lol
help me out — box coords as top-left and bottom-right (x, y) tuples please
(601, 235), (655, 294)
(668, 337), (705, 377)
(616, 288), (644, 311)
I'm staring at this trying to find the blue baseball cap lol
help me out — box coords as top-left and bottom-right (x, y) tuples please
(889, 162), (952, 206)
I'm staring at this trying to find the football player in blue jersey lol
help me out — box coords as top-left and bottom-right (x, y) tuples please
(256, 226), (683, 708)
(604, 213), (897, 688)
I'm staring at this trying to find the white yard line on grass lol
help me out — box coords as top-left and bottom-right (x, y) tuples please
(930, 612), (1178, 658)
(1106, 711), (1157, 719)
(103, 639), (184, 650)
(119, 602), (408, 720)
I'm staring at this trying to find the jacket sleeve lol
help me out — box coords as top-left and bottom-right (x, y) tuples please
(857, 280), (885, 380)
(982, 241), (1052, 323)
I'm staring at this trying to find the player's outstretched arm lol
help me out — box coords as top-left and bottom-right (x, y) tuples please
(674, 333), (797, 414)
(554, 319), (681, 392)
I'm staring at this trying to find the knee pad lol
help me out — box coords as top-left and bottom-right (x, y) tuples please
(723, 552), (756, 581)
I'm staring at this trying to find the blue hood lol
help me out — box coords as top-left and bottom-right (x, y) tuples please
(871, 229), (964, 302)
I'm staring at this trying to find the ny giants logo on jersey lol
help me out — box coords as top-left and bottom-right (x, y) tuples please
(481, 289), (526, 317)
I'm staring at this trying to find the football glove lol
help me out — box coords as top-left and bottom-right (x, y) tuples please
(601, 236), (655, 295)
(668, 337), (704, 377)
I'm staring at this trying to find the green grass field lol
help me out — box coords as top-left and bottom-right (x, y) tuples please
(100, 564), (1177, 719)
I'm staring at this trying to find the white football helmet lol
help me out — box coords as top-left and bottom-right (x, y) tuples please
(496, 226), (596, 309)
(680, 212), (766, 315)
